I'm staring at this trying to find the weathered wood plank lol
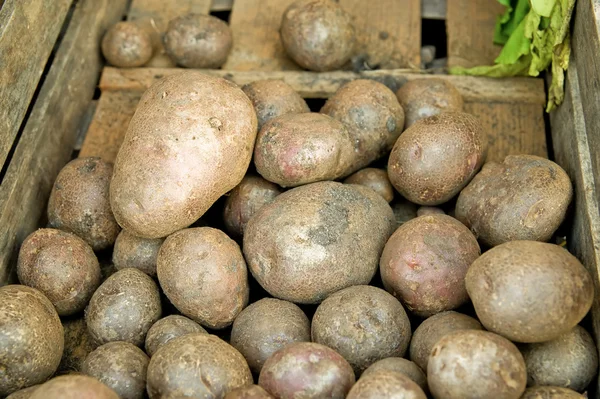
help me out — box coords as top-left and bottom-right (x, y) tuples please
(211, 0), (234, 11)
(422, 0), (446, 20)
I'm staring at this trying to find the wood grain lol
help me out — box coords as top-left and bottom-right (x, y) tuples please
(422, 0), (446, 19)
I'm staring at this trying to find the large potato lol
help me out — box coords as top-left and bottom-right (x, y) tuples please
(225, 385), (274, 399)
(110, 71), (257, 238)
(29, 375), (118, 399)
(244, 181), (395, 304)
(521, 386), (585, 398)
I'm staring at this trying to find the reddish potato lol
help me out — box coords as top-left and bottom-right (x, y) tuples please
(344, 168), (394, 202)
(347, 370), (427, 399)
(101, 22), (153, 68)
(396, 79), (463, 128)
(145, 315), (207, 357)
(224, 385), (274, 399)
(112, 230), (164, 277)
(361, 358), (427, 392)
(29, 375), (118, 399)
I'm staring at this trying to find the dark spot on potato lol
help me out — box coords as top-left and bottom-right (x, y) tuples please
(379, 31), (389, 40)
(386, 116), (396, 133)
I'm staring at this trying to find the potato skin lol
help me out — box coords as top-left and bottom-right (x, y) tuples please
(29, 375), (119, 399)
(112, 230), (163, 277)
(17, 228), (101, 316)
(280, 0), (356, 71)
(380, 215), (480, 317)
(101, 22), (152, 68)
(361, 358), (427, 392)
(521, 386), (585, 399)
(0, 285), (64, 397)
(157, 227), (249, 329)
(230, 298), (310, 373)
(145, 315), (207, 357)
(110, 71), (257, 239)
(455, 155), (573, 247)
(258, 342), (355, 399)
(392, 199), (417, 228)
(396, 79), (463, 128)
(58, 317), (98, 374)
(5, 385), (40, 399)
(312, 285), (411, 374)
(224, 385), (274, 399)
(417, 206), (444, 216)
(428, 330), (527, 399)
(388, 112), (487, 205)
(347, 370), (427, 399)
(244, 181), (395, 304)
(466, 241), (594, 343)
(254, 113), (354, 187)
(146, 333), (252, 399)
(344, 168), (394, 202)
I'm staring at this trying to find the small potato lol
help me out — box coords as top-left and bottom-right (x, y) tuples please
(347, 370), (427, 399)
(428, 330), (527, 399)
(85, 268), (162, 346)
(392, 199), (418, 228)
(146, 333), (252, 398)
(380, 215), (480, 317)
(112, 230), (164, 277)
(101, 22), (153, 67)
(6, 385), (40, 399)
(416, 206), (444, 216)
(361, 358), (427, 392)
(280, 0), (356, 71)
(466, 241), (594, 343)
(223, 175), (282, 238)
(164, 13), (232, 68)
(455, 155), (573, 247)
(157, 227), (249, 329)
(259, 342), (355, 399)
(59, 317), (98, 373)
(230, 298), (310, 373)
(254, 113), (354, 187)
(145, 315), (207, 357)
(29, 375), (118, 399)
(388, 112), (487, 205)
(312, 285), (411, 373)
(242, 80), (310, 131)
(521, 386), (585, 399)
(409, 311), (482, 372)
(224, 385), (274, 399)
(344, 168), (394, 202)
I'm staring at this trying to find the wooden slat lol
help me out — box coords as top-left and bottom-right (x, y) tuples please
(0, 0), (128, 284)
(211, 0), (234, 12)
(0, 0), (72, 170)
(422, 0), (446, 20)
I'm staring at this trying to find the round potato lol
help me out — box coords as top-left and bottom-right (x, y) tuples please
(344, 168), (395, 202)
(157, 227), (249, 329)
(110, 71), (257, 239)
(164, 13), (232, 68)
(417, 206), (444, 216)
(396, 79), (463, 128)
(230, 298), (310, 373)
(280, 0), (356, 71)
(244, 181), (395, 304)
(347, 370), (427, 399)
(521, 386), (585, 399)
(29, 375), (118, 399)
(145, 315), (207, 357)
(380, 215), (480, 317)
(6, 385), (40, 399)
(224, 385), (274, 399)
(101, 21), (152, 68)
(388, 112), (487, 205)
(466, 241), (594, 343)
(85, 268), (162, 346)
(146, 333), (252, 398)
(455, 155), (573, 247)
(312, 285), (411, 373)
(59, 317), (98, 373)
(112, 230), (164, 277)
(428, 330), (527, 399)
(361, 358), (427, 392)
(259, 342), (355, 399)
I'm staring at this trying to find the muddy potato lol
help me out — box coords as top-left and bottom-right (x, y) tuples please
(428, 330), (527, 399)
(455, 155), (573, 247)
(145, 315), (207, 357)
(361, 358), (427, 392)
(344, 168), (395, 202)
(29, 375), (118, 399)
(466, 241), (594, 343)
(224, 385), (274, 399)
(230, 298), (310, 373)
(17, 229), (100, 316)
(280, 0), (356, 71)
(347, 370), (427, 399)
(388, 112), (487, 205)
(112, 230), (163, 277)
(254, 113), (354, 187)
(396, 79), (463, 128)
(244, 181), (395, 304)
(6, 385), (40, 399)
(417, 206), (444, 216)
(110, 71), (257, 239)
(0, 286), (64, 396)
(85, 268), (162, 346)
(380, 215), (480, 317)
(409, 311), (482, 372)
(101, 21), (152, 67)
(392, 198), (418, 228)
(521, 386), (585, 399)
(312, 285), (411, 373)
(59, 317), (98, 373)
(259, 342), (355, 399)
(147, 333), (252, 398)
(223, 175), (282, 238)
(157, 227), (249, 329)
(242, 80), (310, 130)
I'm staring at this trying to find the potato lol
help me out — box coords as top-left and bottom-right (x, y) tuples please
(164, 13), (232, 68)
(380, 215), (480, 317)
(145, 315), (207, 357)
(230, 298), (310, 373)
(242, 80), (310, 130)
(0, 285), (64, 396)
(85, 268), (162, 346)
(157, 227), (249, 328)
(466, 241), (594, 343)
(361, 358), (427, 392)
(224, 385), (274, 399)
(254, 113), (354, 187)
(409, 311), (482, 372)
(388, 112), (487, 205)
(521, 386), (585, 399)
(101, 21), (152, 67)
(312, 285), (411, 373)
(259, 342), (355, 399)
(244, 181), (395, 304)
(112, 230), (163, 277)
(396, 79), (463, 128)
(110, 71), (257, 239)
(392, 198), (417, 228)
(428, 330), (527, 399)
(280, 0), (356, 71)
(146, 333), (252, 398)
(347, 370), (427, 399)
(455, 155), (573, 247)
(321, 80), (406, 173)
(5, 385), (40, 399)
(416, 206), (444, 216)
(17, 229), (100, 316)
(522, 325), (598, 392)
(223, 175), (282, 238)
(58, 317), (98, 373)
(344, 168), (395, 202)
(29, 375), (118, 399)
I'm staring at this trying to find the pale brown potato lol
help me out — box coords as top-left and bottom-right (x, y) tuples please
(361, 358), (427, 392)
(5, 385), (40, 399)
(520, 386), (585, 398)
(112, 230), (164, 277)
(344, 168), (395, 202)
(145, 315), (207, 357)
(224, 385), (274, 399)
(347, 370), (427, 399)
(29, 375), (119, 399)
(416, 206), (444, 216)
(101, 21), (153, 68)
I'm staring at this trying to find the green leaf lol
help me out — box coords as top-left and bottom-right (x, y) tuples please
(450, 55), (532, 77)
(531, 0), (557, 17)
(495, 17), (531, 65)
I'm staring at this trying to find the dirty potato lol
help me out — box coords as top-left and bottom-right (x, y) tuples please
(361, 358), (427, 392)
(347, 370), (427, 399)
(101, 21), (153, 68)
(112, 230), (164, 277)
(396, 79), (463, 128)
(344, 168), (395, 203)
(145, 315), (207, 357)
